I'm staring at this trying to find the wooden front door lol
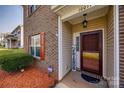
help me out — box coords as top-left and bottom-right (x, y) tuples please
(80, 30), (102, 76)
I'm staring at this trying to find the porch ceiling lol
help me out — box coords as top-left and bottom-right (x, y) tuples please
(52, 5), (109, 23)
(68, 6), (109, 25)
(6, 35), (18, 41)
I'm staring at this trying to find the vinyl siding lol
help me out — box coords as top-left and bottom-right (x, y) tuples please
(119, 5), (124, 88)
(106, 6), (114, 87)
(62, 21), (72, 77)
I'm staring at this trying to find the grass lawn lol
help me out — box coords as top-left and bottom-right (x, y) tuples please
(0, 48), (24, 55)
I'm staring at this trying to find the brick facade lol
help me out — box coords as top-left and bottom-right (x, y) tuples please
(23, 6), (58, 80)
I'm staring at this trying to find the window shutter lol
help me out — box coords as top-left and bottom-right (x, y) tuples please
(40, 32), (45, 60)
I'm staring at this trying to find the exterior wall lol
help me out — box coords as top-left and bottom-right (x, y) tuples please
(13, 25), (23, 48)
(23, 6), (58, 80)
(106, 6), (114, 87)
(119, 5), (124, 88)
(16, 25), (23, 48)
(62, 21), (72, 77)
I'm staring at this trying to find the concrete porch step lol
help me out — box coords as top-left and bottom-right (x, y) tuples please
(55, 83), (69, 88)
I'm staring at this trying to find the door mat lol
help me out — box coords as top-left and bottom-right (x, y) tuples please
(81, 73), (100, 83)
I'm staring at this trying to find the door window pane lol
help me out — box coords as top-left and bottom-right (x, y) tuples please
(76, 37), (79, 51)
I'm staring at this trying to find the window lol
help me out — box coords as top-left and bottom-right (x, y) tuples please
(15, 34), (17, 36)
(18, 31), (20, 34)
(30, 34), (40, 58)
(28, 5), (38, 15)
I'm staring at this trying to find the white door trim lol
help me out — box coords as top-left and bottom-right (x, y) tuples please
(73, 34), (80, 69)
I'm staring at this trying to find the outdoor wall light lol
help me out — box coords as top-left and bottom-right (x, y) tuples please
(82, 13), (88, 28)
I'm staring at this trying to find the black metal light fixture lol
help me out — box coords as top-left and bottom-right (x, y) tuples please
(82, 13), (88, 28)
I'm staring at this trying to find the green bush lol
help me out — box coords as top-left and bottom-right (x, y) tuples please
(0, 49), (34, 72)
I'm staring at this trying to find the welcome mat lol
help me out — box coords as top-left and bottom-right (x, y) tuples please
(81, 73), (100, 83)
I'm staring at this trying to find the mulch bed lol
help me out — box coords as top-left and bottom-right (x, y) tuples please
(0, 67), (55, 88)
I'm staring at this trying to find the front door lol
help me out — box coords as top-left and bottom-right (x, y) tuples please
(80, 30), (102, 76)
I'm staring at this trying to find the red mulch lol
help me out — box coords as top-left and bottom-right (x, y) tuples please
(0, 67), (55, 88)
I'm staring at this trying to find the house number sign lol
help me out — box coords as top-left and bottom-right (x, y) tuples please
(79, 5), (94, 12)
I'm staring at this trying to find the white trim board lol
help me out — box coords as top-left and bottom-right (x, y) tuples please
(58, 16), (63, 80)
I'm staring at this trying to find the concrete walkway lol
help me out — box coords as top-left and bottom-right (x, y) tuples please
(55, 71), (96, 88)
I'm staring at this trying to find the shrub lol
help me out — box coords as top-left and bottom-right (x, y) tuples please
(0, 50), (34, 72)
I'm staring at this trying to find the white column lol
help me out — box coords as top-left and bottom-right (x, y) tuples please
(7, 39), (9, 48)
(7, 40), (9, 48)
(58, 16), (63, 81)
(5, 39), (7, 48)
(10, 39), (12, 48)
